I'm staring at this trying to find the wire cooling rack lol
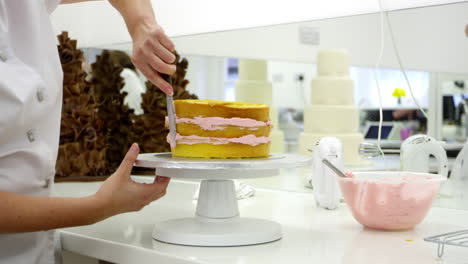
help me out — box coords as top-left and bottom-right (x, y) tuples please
(424, 229), (468, 258)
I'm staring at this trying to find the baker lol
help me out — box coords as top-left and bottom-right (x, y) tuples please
(0, 0), (174, 263)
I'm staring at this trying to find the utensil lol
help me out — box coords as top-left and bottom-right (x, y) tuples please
(163, 74), (177, 148)
(322, 158), (347, 178)
(311, 137), (343, 210)
(359, 142), (399, 158)
(400, 134), (448, 177)
(438, 139), (467, 197)
(425, 229), (468, 258)
(450, 139), (468, 182)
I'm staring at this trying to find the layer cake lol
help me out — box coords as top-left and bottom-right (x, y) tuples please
(169, 99), (272, 158)
(299, 49), (366, 165)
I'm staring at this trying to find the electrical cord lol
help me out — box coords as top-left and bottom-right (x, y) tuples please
(385, 12), (429, 119)
(373, 0), (430, 169)
(374, 0), (387, 169)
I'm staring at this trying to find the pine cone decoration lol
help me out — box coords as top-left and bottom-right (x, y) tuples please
(91, 50), (134, 171)
(55, 32), (108, 178)
(133, 52), (197, 153)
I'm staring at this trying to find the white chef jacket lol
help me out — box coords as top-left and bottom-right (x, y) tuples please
(0, 0), (63, 263)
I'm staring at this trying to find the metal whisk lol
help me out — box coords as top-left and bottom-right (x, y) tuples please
(359, 142), (400, 158)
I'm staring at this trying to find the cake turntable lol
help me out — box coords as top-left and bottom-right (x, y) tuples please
(135, 153), (312, 247)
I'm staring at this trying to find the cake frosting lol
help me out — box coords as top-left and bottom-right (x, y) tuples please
(167, 134), (177, 149)
(174, 116), (271, 131)
(175, 134), (271, 146)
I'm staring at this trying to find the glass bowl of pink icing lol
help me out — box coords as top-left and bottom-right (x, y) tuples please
(338, 171), (446, 230)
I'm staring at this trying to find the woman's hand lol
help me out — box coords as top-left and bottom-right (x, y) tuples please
(130, 18), (176, 95)
(107, 0), (176, 94)
(94, 143), (170, 216)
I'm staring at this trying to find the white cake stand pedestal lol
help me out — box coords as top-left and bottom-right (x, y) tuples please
(135, 153), (312, 247)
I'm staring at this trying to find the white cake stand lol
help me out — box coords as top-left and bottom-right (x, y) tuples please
(134, 153), (312, 247)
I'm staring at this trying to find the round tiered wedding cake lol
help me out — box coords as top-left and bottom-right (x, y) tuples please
(235, 59), (284, 153)
(299, 50), (365, 165)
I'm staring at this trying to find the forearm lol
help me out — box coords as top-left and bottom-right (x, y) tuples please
(108, 0), (156, 39)
(0, 191), (110, 233)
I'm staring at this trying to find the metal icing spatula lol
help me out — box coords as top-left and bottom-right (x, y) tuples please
(163, 74), (177, 149)
(322, 158), (347, 178)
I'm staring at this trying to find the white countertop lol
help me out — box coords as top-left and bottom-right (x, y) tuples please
(53, 177), (468, 264)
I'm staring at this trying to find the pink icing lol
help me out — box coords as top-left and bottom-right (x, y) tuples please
(166, 134), (176, 149)
(166, 116), (271, 130)
(339, 174), (440, 230)
(175, 134), (271, 146)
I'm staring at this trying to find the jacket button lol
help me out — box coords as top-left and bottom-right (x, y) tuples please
(0, 50), (6, 62)
(27, 129), (35, 142)
(44, 178), (51, 188)
(37, 90), (45, 102)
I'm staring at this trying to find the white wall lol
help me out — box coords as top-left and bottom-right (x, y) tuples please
(183, 55), (226, 100)
(172, 2), (468, 75)
(267, 61), (316, 108)
(56, 3), (468, 75)
(441, 79), (468, 95)
(51, 2), (128, 47)
(351, 68), (430, 109)
(267, 61), (430, 110)
(51, 0), (465, 48)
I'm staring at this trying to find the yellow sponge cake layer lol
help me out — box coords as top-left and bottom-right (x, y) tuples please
(172, 142), (271, 158)
(175, 100), (269, 121)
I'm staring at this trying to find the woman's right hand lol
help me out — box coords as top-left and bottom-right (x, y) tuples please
(93, 143), (170, 217)
(130, 19), (176, 95)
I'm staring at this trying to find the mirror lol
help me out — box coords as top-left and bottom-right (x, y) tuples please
(60, 2), (468, 209)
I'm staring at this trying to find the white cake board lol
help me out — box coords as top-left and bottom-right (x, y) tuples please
(135, 153), (312, 247)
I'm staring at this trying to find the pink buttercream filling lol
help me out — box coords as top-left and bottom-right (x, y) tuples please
(175, 134), (271, 146)
(166, 116), (271, 130)
(166, 134), (177, 148)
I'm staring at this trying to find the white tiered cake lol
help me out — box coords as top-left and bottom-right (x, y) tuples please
(299, 50), (365, 165)
(235, 59), (284, 153)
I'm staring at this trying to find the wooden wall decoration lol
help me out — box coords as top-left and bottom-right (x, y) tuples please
(55, 32), (108, 180)
(56, 33), (197, 180)
(90, 50), (134, 172)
